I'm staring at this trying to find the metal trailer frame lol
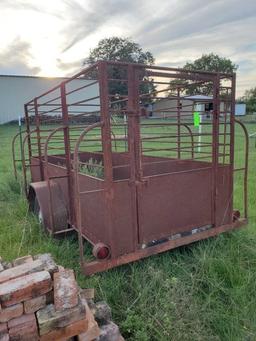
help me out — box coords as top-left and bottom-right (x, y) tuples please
(12, 61), (248, 275)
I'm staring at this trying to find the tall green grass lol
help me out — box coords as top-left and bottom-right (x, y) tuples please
(0, 123), (256, 340)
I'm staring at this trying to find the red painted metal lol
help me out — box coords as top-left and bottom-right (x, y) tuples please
(83, 219), (247, 275)
(12, 130), (25, 180)
(93, 243), (110, 260)
(12, 61), (248, 275)
(234, 119), (249, 219)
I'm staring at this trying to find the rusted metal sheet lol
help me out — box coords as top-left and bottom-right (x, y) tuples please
(82, 219), (247, 276)
(138, 168), (212, 244)
(28, 181), (68, 232)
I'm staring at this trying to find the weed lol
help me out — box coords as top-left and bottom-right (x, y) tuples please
(79, 157), (104, 179)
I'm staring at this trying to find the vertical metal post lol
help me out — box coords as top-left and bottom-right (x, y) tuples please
(18, 116), (23, 167)
(133, 68), (143, 181)
(124, 114), (128, 152)
(34, 98), (44, 180)
(22, 104), (32, 193)
(229, 74), (236, 219)
(128, 65), (136, 176)
(127, 65), (143, 247)
(127, 65), (138, 250)
(98, 62), (116, 256)
(24, 104), (32, 162)
(177, 87), (181, 159)
(222, 88), (228, 164)
(61, 83), (74, 223)
(212, 74), (220, 226)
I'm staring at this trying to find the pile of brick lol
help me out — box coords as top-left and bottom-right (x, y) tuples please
(0, 254), (124, 341)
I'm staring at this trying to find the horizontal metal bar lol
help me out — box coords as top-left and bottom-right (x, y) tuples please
(82, 220), (245, 276)
(79, 188), (104, 195)
(48, 175), (69, 180)
(234, 167), (245, 172)
(66, 80), (98, 96)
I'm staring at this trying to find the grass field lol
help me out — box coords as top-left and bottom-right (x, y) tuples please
(1, 122), (256, 340)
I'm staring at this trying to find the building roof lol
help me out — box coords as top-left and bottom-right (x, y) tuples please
(0, 74), (67, 80)
(185, 95), (213, 100)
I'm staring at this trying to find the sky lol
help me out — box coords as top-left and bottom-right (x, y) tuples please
(0, 0), (255, 96)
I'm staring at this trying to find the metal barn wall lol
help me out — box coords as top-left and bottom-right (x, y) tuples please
(0, 75), (99, 124)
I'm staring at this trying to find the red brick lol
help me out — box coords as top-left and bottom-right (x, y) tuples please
(12, 255), (33, 267)
(0, 271), (52, 308)
(0, 322), (8, 336)
(24, 295), (46, 314)
(8, 313), (35, 329)
(0, 260), (45, 285)
(45, 291), (54, 305)
(8, 313), (38, 341)
(54, 269), (78, 311)
(34, 254), (58, 275)
(40, 318), (88, 341)
(0, 303), (23, 323)
(0, 322), (9, 341)
(36, 301), (86, 335)
(78, 299), (100, 341)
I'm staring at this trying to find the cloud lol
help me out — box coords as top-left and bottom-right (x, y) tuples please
(129, 0), (256, 96)
(0, 0), (63, 19)
(56, 58), (82, 75)
(0, 37), (41, 75)
(0, 0), (255, 95)
(60, 0), (143, 52)
(137, 0), (256, 46)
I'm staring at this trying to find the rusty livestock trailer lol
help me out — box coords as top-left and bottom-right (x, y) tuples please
(12, 61), (248, 275)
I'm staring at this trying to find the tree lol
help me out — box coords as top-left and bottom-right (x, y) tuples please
(184, 53), (237, 74)
(85, 37), (154, 65)
(169, 53), (238, 96)
(85, 37), (155, 104)
(239, 87), (256, 114)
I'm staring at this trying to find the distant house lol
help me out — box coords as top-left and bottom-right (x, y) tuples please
(151, 95), (246, 119)
(0, 75), (98, 124)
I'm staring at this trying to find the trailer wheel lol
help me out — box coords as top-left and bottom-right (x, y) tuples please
(29, 190), (45, 228)
(33, 196), (43, 225)
(28, 181), (68, 233)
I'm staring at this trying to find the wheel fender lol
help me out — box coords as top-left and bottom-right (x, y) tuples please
(28, 181), (68, 232)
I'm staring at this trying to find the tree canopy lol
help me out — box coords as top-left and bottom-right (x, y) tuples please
(85, 37), (155, 103)
(239, 87), (256, 114)
(184, 53), (238, 74)
(85, 37), (154, 65)
(169, 53), (238, 96)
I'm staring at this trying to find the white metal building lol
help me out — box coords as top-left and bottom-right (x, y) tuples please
(0, 75), (99, 124)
